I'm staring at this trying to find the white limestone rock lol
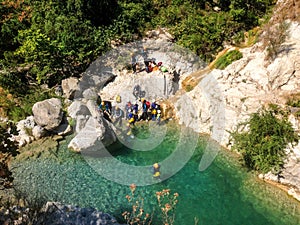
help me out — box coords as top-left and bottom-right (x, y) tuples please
(61, 77), (79, 100)
(32, 98), (63, 131)
(68, 116), (116, 153)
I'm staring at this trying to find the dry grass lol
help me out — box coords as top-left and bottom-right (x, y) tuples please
(259, 0), (300, 61)
(181, 67), (211, 92)
(272, 0), (300, 23)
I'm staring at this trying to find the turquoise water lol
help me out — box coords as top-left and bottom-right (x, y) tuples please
(12, 123), (300, 225)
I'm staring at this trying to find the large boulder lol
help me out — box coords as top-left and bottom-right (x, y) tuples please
(15, 116), (36, 146)
(32, 98), (63, 131)
(68, 116), (116, 152)
(68, 100), (91, 119)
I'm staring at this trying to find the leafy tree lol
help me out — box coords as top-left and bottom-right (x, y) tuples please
(12, 0), (114, 86)
(0, 0), (276, 111)
(229, 0), (274, 29)
(230, 109), (299, 173)
(0, 0), (31, 58)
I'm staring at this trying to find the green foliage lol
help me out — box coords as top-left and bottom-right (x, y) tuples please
(6, 88), (55, 122)
(230, 109), (299, 173)
(151, 0), (274, 62)
(0, 0), (31, 58)
(0, 0), (276, 94)
(0, 122), (19, 189)
(214, 49), (243, 69)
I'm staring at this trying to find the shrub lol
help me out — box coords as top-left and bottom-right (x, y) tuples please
(262, 20), (290, 61)
(6, 88), (55, 122)
(230, 109), (299, 174)
(122, 184), (153, 225)
(213, 49), (243, 69)
(286, 93), (300, 108)
(122, 184), (179, 225)
(0, 122), (19, 189)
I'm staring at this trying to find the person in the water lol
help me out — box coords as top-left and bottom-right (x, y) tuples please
(151, 163), (161, 178)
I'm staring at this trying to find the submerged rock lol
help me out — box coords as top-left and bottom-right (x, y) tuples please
(36, 202), (124, 225)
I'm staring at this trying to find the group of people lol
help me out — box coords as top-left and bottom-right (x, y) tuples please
(125, 98), (161, 125)
(131, 48), (168, 74)
(97, 99), (162, 179)
(97, 97), (162, 127)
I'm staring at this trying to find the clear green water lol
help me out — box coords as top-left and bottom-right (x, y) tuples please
(12, 123), (300, 225)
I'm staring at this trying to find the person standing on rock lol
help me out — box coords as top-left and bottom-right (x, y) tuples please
(125, 101), (132, 119)
(141, 47), (151, 72)
(131, 52), (138, 74)
(112, 106), (123, 126)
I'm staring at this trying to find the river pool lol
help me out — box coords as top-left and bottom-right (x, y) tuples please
(12, 122), (300, 225)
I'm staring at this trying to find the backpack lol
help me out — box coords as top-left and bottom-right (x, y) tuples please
(146, 101), (150, 109)
(161, 66), (168, 72)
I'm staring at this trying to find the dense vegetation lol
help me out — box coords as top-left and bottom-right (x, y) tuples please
(0, 0), (275, 121)
(230, 108), (299, 174)
(0, 122), (19, 189)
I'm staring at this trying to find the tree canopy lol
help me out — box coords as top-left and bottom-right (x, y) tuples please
(0, 0), (275, 120)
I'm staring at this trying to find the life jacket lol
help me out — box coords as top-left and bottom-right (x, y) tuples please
(151, 102), (156, 109)
(133, 104), (138, 112)
(153, 171), (160, 177)
(152, 66), (159, 71)
(128, 112), (133, 119)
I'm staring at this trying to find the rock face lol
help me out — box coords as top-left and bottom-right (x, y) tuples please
(174, 21), (300, 195)
(92, 39), (205, 112)
(32, 98), (63, 131)
(36, 202), (124, 225)
(175, 21), (300, 147)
